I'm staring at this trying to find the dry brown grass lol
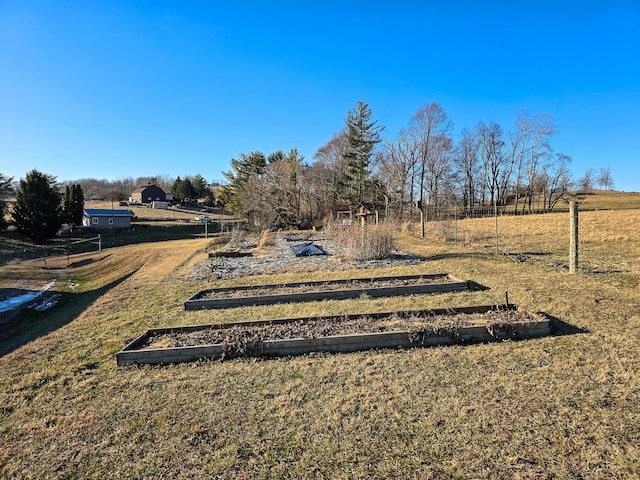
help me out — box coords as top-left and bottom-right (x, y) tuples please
(331, 223), (396, 261)
(256, 229), (276, 251)
(574, 190), (640, 210)
(1, 210), (640, 478)
(88, 200), (232, 223)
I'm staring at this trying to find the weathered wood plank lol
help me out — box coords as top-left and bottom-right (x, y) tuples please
(116, 306), (552, 366)
(186, 273), (453, 301)
(184, 281), (470, 310)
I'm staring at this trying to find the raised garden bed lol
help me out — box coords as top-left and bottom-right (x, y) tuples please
(184, 273), (477, 310)
(208, 251), (253, 258)
(116, 304), (550, 366)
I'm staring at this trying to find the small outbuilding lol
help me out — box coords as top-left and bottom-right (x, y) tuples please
(130, 185), (167, 204)
(83, 209), (134, 229)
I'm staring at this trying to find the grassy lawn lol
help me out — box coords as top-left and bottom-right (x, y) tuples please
(1, 207), (639, 477)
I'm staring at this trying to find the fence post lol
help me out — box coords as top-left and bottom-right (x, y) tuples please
(494, 203), (499, 254)
(570, 201), (578, 273)
(98, 234), (102, 252)
(420, 209), (425, 239)
(454, 205), (458, 245)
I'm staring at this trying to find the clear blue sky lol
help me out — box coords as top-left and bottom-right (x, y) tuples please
(1, 1), (639, 190)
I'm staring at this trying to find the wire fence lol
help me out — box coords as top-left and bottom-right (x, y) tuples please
(406, 208), (640, 275)
(0, 220), (243, 266)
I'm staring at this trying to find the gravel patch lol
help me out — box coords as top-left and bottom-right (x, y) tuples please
(186, 235), (425, 280)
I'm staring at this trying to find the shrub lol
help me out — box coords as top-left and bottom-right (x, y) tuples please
(332, 223), (395, 261)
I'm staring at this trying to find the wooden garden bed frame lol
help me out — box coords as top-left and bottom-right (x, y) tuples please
(184, 273), (476, 310)
(117, 304), (550, 366)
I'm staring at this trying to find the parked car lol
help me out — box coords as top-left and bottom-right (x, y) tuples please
(194, 215), (212, 222)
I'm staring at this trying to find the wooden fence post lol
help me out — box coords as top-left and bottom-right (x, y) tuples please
(570, 201), (578, 273)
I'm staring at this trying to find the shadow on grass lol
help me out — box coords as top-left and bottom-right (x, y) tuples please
(545, 313), (589, 336)
(0, 268), (139, 358)
(424, 252), (489, 261)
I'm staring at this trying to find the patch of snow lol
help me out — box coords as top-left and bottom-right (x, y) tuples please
(0, 281), (56, 313)
(32, 293), (62, 311)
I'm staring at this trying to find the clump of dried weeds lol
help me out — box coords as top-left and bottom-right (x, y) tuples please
(331, 223), (395, 261)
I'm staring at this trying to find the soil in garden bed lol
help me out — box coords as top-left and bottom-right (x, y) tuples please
(141, 309), (539, 352)
(197, 275), (455, 300)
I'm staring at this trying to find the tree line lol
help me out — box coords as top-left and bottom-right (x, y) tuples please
(219, 101), (614, 229)
(0, 101), (616, 239)
(0, 170), (84, 242)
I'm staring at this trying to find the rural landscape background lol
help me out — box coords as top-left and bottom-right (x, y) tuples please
(1, 188), (639, 478)
(2, 1), (639, 478)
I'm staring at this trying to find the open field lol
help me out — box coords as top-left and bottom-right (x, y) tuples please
(1, 208), (640, 478)
(76, 200), (233, 223)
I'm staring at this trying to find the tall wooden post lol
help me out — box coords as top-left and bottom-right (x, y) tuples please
(454, 204), (458, 245)
(570, 200), (578, 273)
(494, 203), (499, 254)
(420, 209), (425, 239)
(360, 215), (367, 249)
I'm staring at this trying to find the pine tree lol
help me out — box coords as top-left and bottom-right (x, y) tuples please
(13, 169), (63, 243)
(191, 174), (208, 200)
(341, 101), (384, 204)
(71, 184), (84, 226)
(63, 185), (73, 225)
(62, 184), (85, 227)
(171, 177), (185, 201)
(0, 173), (13, 231)
(219, 151), (267, 213)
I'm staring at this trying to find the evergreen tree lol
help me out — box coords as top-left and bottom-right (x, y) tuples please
(341, 101), (384, 204)
(171, 177), (185, 201)
(0, 173), (13, 231)
(219, 151), (267, 212)
(191, 173), (208, 200)
(62, 184), (85, 227)
(182, 178), (196, 201)
(71, 184), (84, 225)
(13, 169), (63, 243)
(63, 185), (73, 225)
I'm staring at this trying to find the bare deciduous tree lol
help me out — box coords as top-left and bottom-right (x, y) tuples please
(453, 129), (480, 214)
(542, 153), (572, 211)
(597, 166), (614, 190)
(476, 121), (508, 207)
(408, 103), (453, 219)
(380, 127), (420, 219)
(313, 129), (350, 206)
(515, 111), (557, 213)
(578, 168), (596, 191)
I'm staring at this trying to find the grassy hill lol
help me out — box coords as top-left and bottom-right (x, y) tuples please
(0, 195), (639, 478)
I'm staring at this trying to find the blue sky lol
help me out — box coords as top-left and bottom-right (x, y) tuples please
(1, 1), (639, 191)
